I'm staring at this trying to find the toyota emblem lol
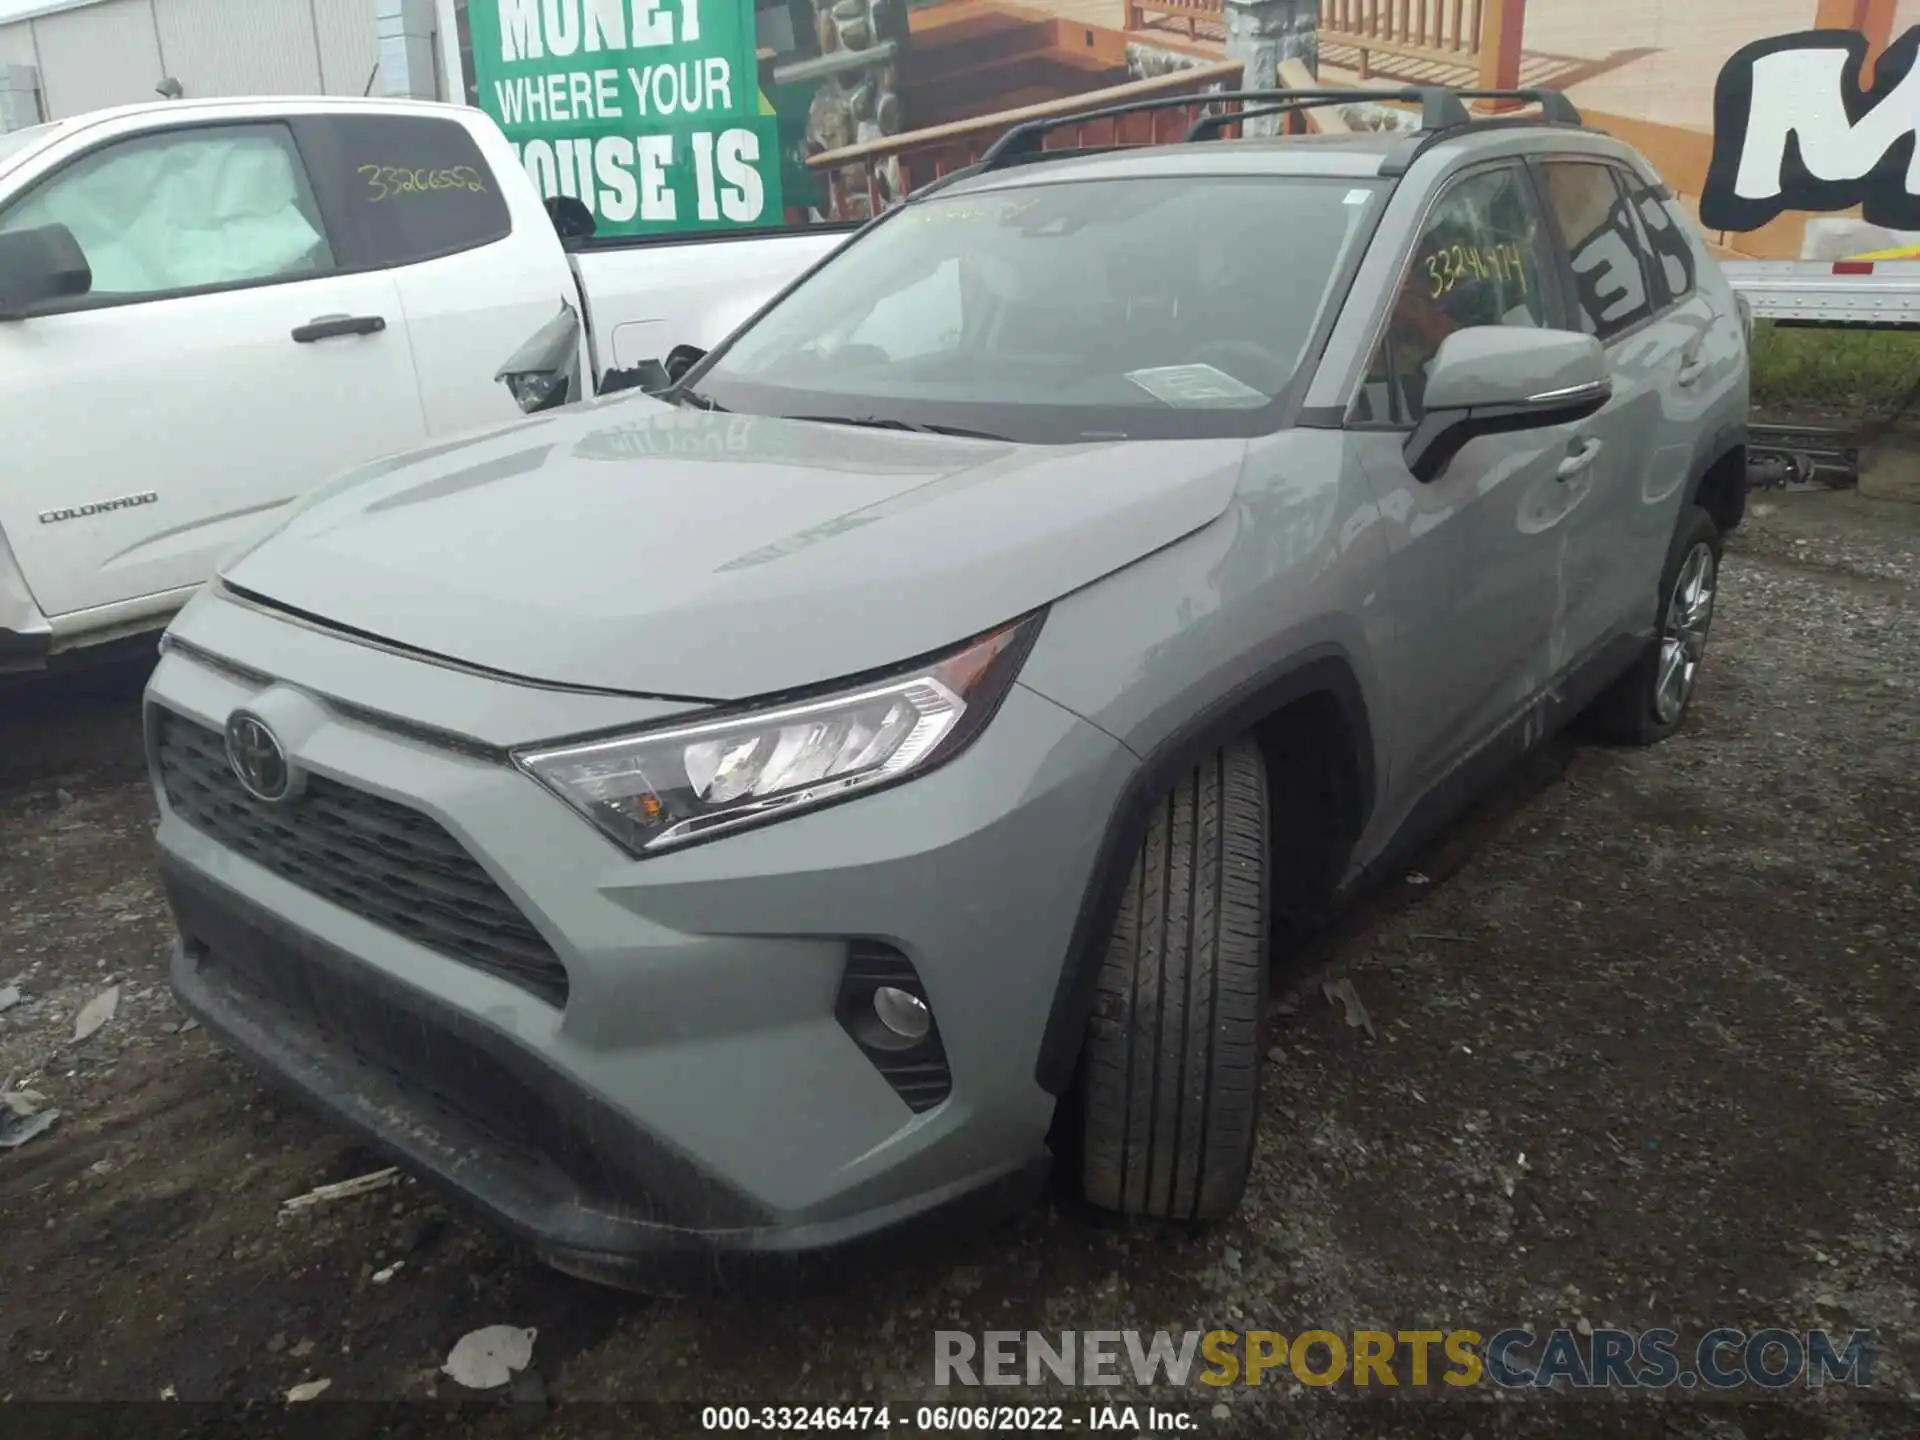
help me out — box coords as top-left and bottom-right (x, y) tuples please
(224, 710), (293, 803)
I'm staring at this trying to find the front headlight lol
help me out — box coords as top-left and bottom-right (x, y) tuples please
(514, 613), (1044, 856)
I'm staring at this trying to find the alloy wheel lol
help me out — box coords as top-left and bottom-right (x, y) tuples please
(1654, 541), (1716, 725)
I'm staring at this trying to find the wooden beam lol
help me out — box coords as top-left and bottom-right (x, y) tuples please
(1814, 0), (1895, 48)
(1279, 56), (1355, 133)
(1474, 0), (1526, 109)
(1814, 0), (1897, 83)
(808, 58), (1242, 169)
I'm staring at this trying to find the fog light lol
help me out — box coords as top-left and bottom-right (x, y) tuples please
(873, 985), (931, 1041)
(836, 941), (951, 1112)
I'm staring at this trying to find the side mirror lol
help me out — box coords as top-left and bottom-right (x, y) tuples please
(0, 223), (92, 319)
(597, 358), (672, 396)
(1403, 327), (1611, 483)
(545, 195), (596, 244)
(496, 301), (582, 413)
(663, 343), (707, 383)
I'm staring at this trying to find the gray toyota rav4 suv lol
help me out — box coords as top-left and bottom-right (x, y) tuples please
(147, 86), (1749, 1288)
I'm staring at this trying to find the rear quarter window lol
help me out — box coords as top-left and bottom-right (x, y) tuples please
(1537, 160), (1656, 343)
(298, 113), (511, 269)
(1617, 168), (1699, 305)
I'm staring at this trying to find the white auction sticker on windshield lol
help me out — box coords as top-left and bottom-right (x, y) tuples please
(1125, 364), (1269, 409)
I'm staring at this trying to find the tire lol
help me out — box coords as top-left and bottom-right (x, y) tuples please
(1077, 739), (1270, 1222)
(1584, 505), (1723, 746)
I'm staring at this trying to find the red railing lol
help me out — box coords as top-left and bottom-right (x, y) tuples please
(1322, 0), (1479, 74)
(1320, 0), (1527, 87)
(805, 60), (1245, 219)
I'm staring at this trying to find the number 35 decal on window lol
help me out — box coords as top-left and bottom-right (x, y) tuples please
(356, 164), (489, 203)
(1423, 242), (1530, 298)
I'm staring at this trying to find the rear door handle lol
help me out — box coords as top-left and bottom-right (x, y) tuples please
(292, 314), (386, 343)
(1557, 436), (1603, 481)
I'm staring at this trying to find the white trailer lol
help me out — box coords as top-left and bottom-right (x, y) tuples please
(1724, 259), (1920, 330)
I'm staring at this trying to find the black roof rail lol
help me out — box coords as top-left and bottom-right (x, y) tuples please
(977, 87), (1288, 169)
(1377, 97), (1587, 177)
(1182, 96), (1360, 141)
(1450, 88), (1583, 125)
(1185, 86), (1582, 143)
(976, 85), (1477, 170)
(956, 82), (1582, 181)
(1186, 100), (1303, 141)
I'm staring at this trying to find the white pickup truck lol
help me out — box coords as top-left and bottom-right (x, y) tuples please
(0, 94), (851, 674)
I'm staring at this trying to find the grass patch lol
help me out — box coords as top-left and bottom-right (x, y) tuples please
(1749, 322), (1920, 420)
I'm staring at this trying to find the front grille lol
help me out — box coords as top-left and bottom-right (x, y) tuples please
(163, 859), (761, 1232)
(207, 927), (571, 1184)
(152, 707), (569, 1006)
(195, 923), (638, 1207)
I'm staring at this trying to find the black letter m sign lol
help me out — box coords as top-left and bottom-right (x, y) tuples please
(1702, 26), (1920, 233)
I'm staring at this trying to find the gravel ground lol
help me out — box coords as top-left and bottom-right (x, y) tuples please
(0, 489), (1915, 1438)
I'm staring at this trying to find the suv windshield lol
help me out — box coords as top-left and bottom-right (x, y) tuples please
(693, 173), (1382, 444)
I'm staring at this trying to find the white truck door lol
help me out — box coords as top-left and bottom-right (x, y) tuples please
(569, 228), (854, 376)
(0, 119), (429, 623)
(289, 109), (575, 439)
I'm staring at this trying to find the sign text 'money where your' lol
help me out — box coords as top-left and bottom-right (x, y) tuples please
(491, 0), (767, 228)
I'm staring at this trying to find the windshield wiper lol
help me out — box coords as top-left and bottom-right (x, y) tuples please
(783, 414), (1008, 441)
(677, 387), (728, 412)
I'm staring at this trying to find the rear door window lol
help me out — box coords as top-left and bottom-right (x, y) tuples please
(297, 113), (511, 270)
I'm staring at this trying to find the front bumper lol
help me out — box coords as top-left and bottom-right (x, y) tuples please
(164, 856), (1047, 1290)
(148, 594), (1133, 1285)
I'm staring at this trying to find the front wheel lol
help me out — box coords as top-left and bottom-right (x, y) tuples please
(1076, 739), (1270, 1222)
(1585, 505), (1722, 746)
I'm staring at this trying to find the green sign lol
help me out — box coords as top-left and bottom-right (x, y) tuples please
(467, 0), (784, 235)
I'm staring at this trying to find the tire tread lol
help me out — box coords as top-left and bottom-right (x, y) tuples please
(1079, 739), (1269, 1221)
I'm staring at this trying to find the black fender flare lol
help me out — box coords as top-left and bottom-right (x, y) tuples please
(1683, 420), (1749, 528)
(1033, 645), (1377, 1095)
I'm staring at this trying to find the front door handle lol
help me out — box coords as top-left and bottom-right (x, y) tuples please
(292, 314), (386, 343)
(1557, 436), (1603, 481)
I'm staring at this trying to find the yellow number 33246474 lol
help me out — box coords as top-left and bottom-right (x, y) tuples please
(1424, 242), (1527, 299)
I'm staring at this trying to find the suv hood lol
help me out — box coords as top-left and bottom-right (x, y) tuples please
(223, 397), (1248, 700)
